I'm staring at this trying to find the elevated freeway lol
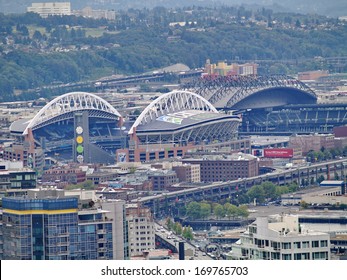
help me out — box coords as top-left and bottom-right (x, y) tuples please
(132, 158), (347, 217)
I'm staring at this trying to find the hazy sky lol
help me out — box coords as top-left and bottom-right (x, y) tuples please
(0, 0), (346, 17)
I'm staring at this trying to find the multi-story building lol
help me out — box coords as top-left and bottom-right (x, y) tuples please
(42, 165), (86, 185)
(182, 153), (259, 182)
(0, 160), (36, 197)
(126, 204), (155, 257)
(148, 170), (178, 191)
(229, 215), (330, 260)
(27, 2), (71, 18)
(0, 189), (128, 260)
(172, 163), (201, 183)
(289, 134), (335, 155)
(2, 143), (44, 170)
(204, 59), (258, 76)
(76, 6), (116, 20)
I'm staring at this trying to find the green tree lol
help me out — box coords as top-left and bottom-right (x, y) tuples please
(182, 227), (194, 240)
(261, 181), (277, 200)
(317, 175), (325, 184)
(213, 203), (225, 219)
(247, 185), (265, 204)
(224, 203), (239, 219)
(173, 222), (183, 235)
(237, 205), (249, 218)
(166, 217), (173, 231)
(200, 202), (211, 220)
(186, 201), (201, 219)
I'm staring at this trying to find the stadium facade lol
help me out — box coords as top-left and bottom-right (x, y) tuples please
(6, 92), (125, 168)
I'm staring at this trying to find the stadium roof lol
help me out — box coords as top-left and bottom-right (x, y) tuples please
(135, 109), (239, 133)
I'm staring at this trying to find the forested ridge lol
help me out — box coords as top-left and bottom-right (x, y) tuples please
(1, 6), (347, 101)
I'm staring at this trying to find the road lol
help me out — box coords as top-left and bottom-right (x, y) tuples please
(154, 222), (213, 260)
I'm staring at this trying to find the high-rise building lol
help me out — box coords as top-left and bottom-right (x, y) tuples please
(0, 190), (128, 260)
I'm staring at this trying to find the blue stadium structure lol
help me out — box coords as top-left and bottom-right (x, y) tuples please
(182, 75), (347, 134)
(9, 92), (125, 164)
(182, 74), (317, 109)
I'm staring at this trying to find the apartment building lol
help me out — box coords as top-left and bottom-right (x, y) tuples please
(229, 215), (330, 260)
(126, 204), (155, 257)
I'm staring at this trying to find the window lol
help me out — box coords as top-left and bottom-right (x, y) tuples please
(313, 251), (328, 260)
(312, 241), (319, 248)
(302, 241), (309, 248)
(282, 242), (291, 249)
(282, 254), (292, 260)
(320, 240), (328, 247)
(294, 242), (301, 249)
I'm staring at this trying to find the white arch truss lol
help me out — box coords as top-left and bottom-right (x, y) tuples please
(23, 92), (122, 135)
(129, 90), (218, 135)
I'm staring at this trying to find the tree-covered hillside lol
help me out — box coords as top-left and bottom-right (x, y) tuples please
(0, 6), (347, 101)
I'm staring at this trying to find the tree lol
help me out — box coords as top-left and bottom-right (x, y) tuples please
(166, 217), (174, 231)
(317, 175), (325, 184)
(246, 185), (265, 204)
(213, 203), (225, 219)
(200, 202), (211, 220)
(224, 203), (239, 219)
(172, 222), (183, 235)
(237, 205), (249, 218)
(261, 181), (277, 200)
(186, 201), (201, 219)
(182, 227), (194, 240)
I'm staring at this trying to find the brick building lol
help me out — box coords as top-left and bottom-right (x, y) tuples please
(289, 134), (335, 155)
(172, 163), (201, 183)
(182, 153), (259, 182)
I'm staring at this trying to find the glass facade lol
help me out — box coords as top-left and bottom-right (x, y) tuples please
(1, 197), (114, 260)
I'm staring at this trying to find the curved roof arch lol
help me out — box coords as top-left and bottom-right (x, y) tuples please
(23, 92), (121, 135)
(181, 75), (317, 109)
(129, 90), (218, 135)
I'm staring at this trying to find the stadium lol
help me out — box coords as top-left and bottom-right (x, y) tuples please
(8, 92), (125, 166)
(117, 90), (242, 162)
(181, 74), (347, 135)
(8, 73), (343, 167)
(7, 90), (241, 166)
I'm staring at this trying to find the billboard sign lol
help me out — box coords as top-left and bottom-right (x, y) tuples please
(264, 148), (293, 158)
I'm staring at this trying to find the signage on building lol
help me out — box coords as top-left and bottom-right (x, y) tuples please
(263, 148), (293, 158)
